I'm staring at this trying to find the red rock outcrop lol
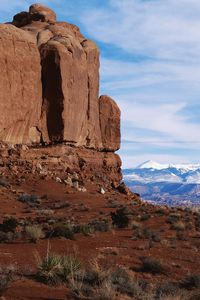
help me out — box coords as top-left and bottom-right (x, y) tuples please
(0, 4), (121, 185)
(99, 95), (121, 151)
(0, 24), (42, 144)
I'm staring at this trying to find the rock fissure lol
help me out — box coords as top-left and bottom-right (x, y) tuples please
(40, 46), (64, 142)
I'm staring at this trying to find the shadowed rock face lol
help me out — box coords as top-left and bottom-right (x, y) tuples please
(0, 4), (121, 152)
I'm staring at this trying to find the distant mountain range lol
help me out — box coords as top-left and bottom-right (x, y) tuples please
(123, 160), (200, 206)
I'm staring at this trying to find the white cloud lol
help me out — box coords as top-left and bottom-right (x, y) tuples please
(82, 0), (200, 61)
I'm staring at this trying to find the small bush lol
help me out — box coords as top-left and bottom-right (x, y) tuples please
(49, 224), (75, 240)
(18, 193), (39, 203)
(171, 222), (185, 231)
(70, 277), (94, 299)
(83, 260), (111, 286)
(60, 255), (81, 281)
(155, 282), (182, 299)
(140, 214), (151, 221)
(94, 281), (116, 300)
(111, 208), (130, 228)
(0, 178), (9, 187)
(25, 225), (44, 243)
(74, 224), (94, 236)
(0, 217), (18, 233)
(139, 256), (166, 275)
(167, 214), (181, 224)
(133, 227), (161, 242)
(0, 266), (15, 296)
(89, 220), (111, 232)
(131, 221), (142, 229)
(181, 274), (200, 290)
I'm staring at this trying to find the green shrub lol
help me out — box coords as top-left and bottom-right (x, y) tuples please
(133, 227), (161, 242)
(0, 266), (15, 296)
(167, 214), (180, 224)
(181, 274), (200, 290)
(18, 194), (39, 203)
(49, 224), (75, 240)
(74, 224), (94, 236)
(111, 266), (145, 297)
(111, 208), (130, 228)
(83, 260), (111, 286)
(36, 252), (62, 285)
(36, 250), (81, 285)
(89, 220), (111, 232)
(0, 217), (18, 233)
(139, 256), (166, 275)
(155, 282), (182, 299)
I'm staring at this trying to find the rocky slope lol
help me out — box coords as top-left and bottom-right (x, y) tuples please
(0, 3), (121, 187)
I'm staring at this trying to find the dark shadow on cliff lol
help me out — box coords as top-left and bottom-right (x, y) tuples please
(41, 48), (64, 142)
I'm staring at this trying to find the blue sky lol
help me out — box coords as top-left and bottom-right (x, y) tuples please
(1, 0), (200, 167)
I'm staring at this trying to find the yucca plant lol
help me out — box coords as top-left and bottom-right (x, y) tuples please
(36, 250), (62, 285)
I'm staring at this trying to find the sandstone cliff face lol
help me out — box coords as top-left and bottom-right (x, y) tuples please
(0, 4), (122, 186)
(99, 95), (121, 151)
(0, 24), (42, 144)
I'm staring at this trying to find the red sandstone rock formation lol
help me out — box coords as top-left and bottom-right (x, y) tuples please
(99, 95), (121, 151)
(0, 24), (42, 144)
(0, 4), (121, 152)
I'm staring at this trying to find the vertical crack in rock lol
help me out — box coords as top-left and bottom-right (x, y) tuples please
(41, 47), (64, 142)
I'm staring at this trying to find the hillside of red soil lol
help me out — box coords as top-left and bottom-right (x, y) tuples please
(0, 147), (199, 300)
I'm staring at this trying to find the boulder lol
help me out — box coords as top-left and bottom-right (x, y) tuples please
(0, 24), (42, 144)
(29, 3), (56, 23)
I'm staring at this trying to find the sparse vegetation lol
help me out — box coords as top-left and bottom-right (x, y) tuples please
(155, 282), (183, 300)
(36, 252), (62, 285)
(171, 221), (186, 231)
(167, 213), (181, 224)
(48, 223), (75, 240)
(180, 274), (200, 290)
(133, 227), (161, 242)
(25, 225), (44, 243)
(111, 207), (130, 228)
(0, 266), (15, 296)
(0, 217), (18, 233)
(139, 256), (167, 275)
(36, 249), (81, 285)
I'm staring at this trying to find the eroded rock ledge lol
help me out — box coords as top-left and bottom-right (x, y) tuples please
(0, 4), (122, 186)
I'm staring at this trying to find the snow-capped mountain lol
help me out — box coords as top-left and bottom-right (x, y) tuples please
(123, 160), (200, 206)
(137, 160), (200, 173)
